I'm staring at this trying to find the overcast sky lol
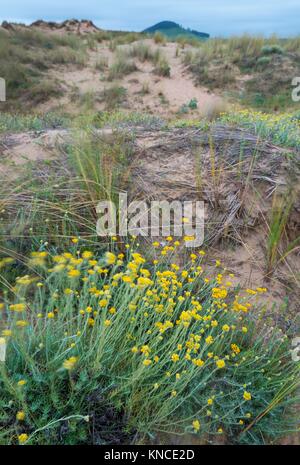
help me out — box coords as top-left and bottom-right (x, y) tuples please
(1, 0), (299, 37)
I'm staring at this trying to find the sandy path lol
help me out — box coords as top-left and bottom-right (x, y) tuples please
(39, 39), (222, 117)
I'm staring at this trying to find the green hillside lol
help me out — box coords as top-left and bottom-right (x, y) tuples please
(143, 21), (209, 40)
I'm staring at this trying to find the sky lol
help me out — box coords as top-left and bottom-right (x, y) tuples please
(0, 0), (299, 37)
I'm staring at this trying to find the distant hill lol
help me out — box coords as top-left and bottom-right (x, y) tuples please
(143, 21), (209, 40)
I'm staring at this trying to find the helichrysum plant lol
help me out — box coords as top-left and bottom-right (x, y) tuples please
(0, 239), (299, 445)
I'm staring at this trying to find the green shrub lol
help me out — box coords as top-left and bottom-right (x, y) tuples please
(261, 44), (284, 55)
(188, 98), (198, 110)
(256, 56), (271, 67)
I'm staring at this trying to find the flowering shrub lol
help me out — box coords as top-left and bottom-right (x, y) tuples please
(219, 109), (300, 149)
(0, 240), (299, 445)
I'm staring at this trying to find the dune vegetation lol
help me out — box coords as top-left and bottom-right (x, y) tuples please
(0, 23), (299, 445)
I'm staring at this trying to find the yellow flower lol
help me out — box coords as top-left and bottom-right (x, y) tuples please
(212, 288), (227, 299)
(88, 318), (95, 327)
(16, 411), (25, 421)
(193, 359), (205, 367)
(192, 420), (201, 432)
(105, 252), (116, 265)
(104, 319), (111, 327)
(171, 390), (177, 397)
(216, 359), (225, 369)
(207, 398), (213, 405)
(222, 324), (230, 332)
(63, 356), (78, 371)
(16, 320), (28, 327)
(18, 433), (28, 444)
(171, 353), (179, 362)
(2, 329), (12, 337)
(143, 359), (152, 366)
(243, 391), (252, 401)
(242, 326), (248, 333)
(129, 303), (137, 312)
(137, 277), (153, 288)
(9, 303), (26, 312)
(17, 379), (27, 386)
(231, 344), (240, 354)
(131, 346), (138, 354)
(99, 299), (108, 307)
(47, 312), (55, 319)
(71, 237), (79, 244)
(68, 269), (80, 278)
(82, 251), (93, 259)
(205, 335), (214, 344)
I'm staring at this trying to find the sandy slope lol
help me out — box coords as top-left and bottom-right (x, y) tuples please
(39, 39), (223, 117)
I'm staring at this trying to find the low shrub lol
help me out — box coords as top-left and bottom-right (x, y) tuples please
(261, 44), (284, 55)
(0, 246), (298, 444)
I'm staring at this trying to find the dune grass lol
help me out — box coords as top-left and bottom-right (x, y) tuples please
(0, 28), (86, 110)
(183, 34), (300, 111)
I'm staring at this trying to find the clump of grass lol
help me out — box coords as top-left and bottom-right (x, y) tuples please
(153, 31), (167, 44)
(101, 85), (127, 109)
(128, 42), (155, 62)
(47, 48), (86, 66)
(154, 57), (171, 77)
(95, 56), (108, 71)
(26, 79), (63, 105)
(0, 246), (298, 445)
(266, 192), (295, 274)
(108, 52), (137, 81)
(67, 127), (131, 206)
